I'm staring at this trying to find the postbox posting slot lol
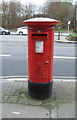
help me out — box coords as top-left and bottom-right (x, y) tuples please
(32, 34), (47, 39)
(36, 41), (44, 53)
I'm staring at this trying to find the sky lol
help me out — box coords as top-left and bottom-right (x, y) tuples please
(20, 0), (46, 5)
(20, 0), (76, 6)
(1, 0), (77, 5)
(1, 0), (47, 5)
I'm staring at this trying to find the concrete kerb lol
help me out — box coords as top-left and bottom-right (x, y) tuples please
(54, 39), (77, 43)
(1, 76), (75, 118)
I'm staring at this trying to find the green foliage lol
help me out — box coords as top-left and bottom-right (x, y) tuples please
(66, 33), (77, 41)
(55, 28), (66, 31)
(74, 28), (77, 33)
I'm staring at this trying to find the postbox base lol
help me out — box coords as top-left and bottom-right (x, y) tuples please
(28, 80), (53, 100)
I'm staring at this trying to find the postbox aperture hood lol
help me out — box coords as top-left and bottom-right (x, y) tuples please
(23, 17), (60, 26)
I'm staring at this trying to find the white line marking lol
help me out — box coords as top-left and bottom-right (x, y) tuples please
(0, 54), (76, 59)
(54, 56), (76, 59)
(27, 55), (76, 59)
(53, 79), (75, 82)
(4, 78), (28, 81)
(12, 112), (21, 115)
(1, 78), (75, 82)
(0, 54), (11, 57)
(0, 76), (76, 82)
(53, 76), (76, 79)
(0, 75), (28, 79)
(0, 76), (76, 79)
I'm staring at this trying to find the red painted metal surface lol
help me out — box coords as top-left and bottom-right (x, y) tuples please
(23, 17), (59, 83)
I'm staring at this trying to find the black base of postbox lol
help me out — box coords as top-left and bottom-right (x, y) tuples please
(28, 80), (53, 100)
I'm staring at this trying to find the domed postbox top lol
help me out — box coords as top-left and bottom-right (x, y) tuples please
(23, 17), (59, 26)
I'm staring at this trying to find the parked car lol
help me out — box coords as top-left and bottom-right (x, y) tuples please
(0, 27), (10, 35)
(17, 26), (28, 35)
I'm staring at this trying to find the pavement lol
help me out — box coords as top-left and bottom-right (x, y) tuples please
(54, 33), (76, 43)
(0, 76), (76, 119)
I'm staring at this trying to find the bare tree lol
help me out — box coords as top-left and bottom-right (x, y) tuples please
(2, 1), (9, 28)
(2, 1), (23, 29)
(1, 1), (74, 30)
(8, 1), (22, 29)
(43, 2), (73, 29)
(21, 3), (35, 19)
(38, 3), (48, 15)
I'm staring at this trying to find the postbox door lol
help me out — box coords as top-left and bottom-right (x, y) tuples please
(28, 30), (54, 83)
(34, 38), (53, 83)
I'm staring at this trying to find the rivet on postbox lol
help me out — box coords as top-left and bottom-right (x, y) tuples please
(23, 17), (59, 99)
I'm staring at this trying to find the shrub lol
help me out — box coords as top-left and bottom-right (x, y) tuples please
(66, 33), (77, 41)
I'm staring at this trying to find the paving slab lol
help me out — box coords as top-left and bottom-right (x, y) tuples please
(57, 102), (75, 118)
(0, 77), (76, 119)
(0, 103), (2, 120)
(2, 103), (49, 118)
(53, 81), (75, 102)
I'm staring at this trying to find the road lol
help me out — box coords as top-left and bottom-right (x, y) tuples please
(0, 35), (76, 78)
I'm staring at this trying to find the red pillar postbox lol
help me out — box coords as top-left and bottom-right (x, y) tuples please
(23, 17), (59, 99)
